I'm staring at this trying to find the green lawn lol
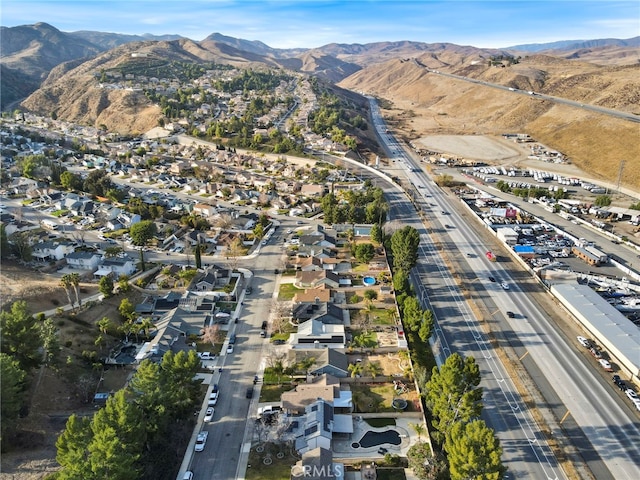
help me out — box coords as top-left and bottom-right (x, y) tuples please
(351, 384), (397, 413)
(259, 384), (295, 403)
(246, 443), (300, 480)
(278, 283), (303, 300)
(350, 330), (378, 348)
(365, 417), (397, 428)
(376, 469), (407, 480)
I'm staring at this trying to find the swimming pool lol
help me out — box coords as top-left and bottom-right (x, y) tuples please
(363, 276), (376, 286)
(358, 429), (401, 448)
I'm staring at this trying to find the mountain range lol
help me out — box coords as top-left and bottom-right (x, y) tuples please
(1, 22), (639, 189)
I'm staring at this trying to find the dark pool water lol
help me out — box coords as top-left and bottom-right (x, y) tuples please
(359, 430), (401, 448)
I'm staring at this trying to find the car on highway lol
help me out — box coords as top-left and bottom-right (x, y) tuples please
(488, 276), (496, 282)
(204, 407), (214, 422)
(577, 336), (590, 348)
(501, 282), (510, 290)
(226, 344), (234, 354)
(246, 387), (253, 399)
(194, 431), (208, 452)
(506, 311), (515, 318)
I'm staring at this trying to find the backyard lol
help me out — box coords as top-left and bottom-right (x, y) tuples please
(246, 442), (300, 480)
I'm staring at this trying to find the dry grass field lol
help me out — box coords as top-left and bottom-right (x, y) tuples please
(339, 56), (640, 193)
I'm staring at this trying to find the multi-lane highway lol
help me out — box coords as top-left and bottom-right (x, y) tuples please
(371, 96), (640, 479)
(413, 61), (640, 124)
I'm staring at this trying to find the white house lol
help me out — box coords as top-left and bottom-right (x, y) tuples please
(65, 251), (102, 270)
(32, 240), (75, 261)
(94, 256), (137, 278)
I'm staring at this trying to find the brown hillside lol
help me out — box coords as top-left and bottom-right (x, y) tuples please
(339, 57), (640, 191)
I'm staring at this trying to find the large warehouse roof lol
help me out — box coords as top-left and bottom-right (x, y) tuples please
(551, 283), (640, 379)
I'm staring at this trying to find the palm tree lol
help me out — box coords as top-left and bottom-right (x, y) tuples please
(69, 272), (81, 307)
(97, 317), (112, 335)
(366, 361), (383, 378)
(410, 422), (426, 441)
(137, 317), (155, 339)
(59, 274), (74, 310)
(348, 362), (363, 380)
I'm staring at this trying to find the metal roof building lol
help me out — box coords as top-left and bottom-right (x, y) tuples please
(551, 283), (640, 380)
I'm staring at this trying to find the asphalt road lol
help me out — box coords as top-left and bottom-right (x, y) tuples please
(188, 233), (286, 480)
(373, 96), (640, 479)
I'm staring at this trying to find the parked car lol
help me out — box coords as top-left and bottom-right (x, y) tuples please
(506, 311), (515, 318)
(261, 321), (268, 330)
(625, 389), (638, 401)
(488, 276), (496, 282)
(577, 336), (590, 348)
(501, 282), (510, 290)
(194, 431), (208, 452)
(226, 344), (234, 354)
(204, 407), (214, 422)
(598, 358), (613, 372)
(182, 471), (194, 480)
(612, 374), (622, 385)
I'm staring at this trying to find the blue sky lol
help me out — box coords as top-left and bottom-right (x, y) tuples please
(1, 1), (638, 49)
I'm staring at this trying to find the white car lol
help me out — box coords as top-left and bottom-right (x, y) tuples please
(598, 358), (613, 371)
(194, 431), (208, 452)
(501, 282), (510, 290)
(626, 389), (638, 401)
(204, 407), (214, 422)
(226, 344), (234, 354)
(577, 336), (590, 348)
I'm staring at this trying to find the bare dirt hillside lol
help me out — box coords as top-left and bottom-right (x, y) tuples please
(339, 56), (640, 192)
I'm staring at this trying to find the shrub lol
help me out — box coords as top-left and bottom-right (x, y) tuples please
(65, 340), (72, 348)
(51, 298), (60, 306)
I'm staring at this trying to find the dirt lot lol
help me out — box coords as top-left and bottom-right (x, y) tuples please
(0, 259), (99, 314)
(0, 260), (142, 480)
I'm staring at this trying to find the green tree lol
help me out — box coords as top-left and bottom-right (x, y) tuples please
(99, 275), (114, 298)
(194, 243), (202, 269)
(425, 353), (483, 443)
(363, 289), (378, 301)
(10, 231), (33, 261)
(401, 296), (423, 332)
(370, 223), (384, 244)
(0, 224), (9, 258)
(446, 419), (506, 480)
(354, 242), (375, 264)
(118, 298), (135, 321)
(88, 424), (140, 480)
(117, 274), (131, 293)
(595, 194), (612, 207)
(407, 441), (448, 480)
(392, 268), (410, 294)
(129, 220), (157, 271)
(55, 414), (92, 479)
(0, 353), (26, 444)
(391, 226), (420, 272)
(366, 361), (383, 378)
(60, 171), (83, 191)
(0, 300), (43, 371)
(41, 318), (61, 366)
(418, 310), (434, 342)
